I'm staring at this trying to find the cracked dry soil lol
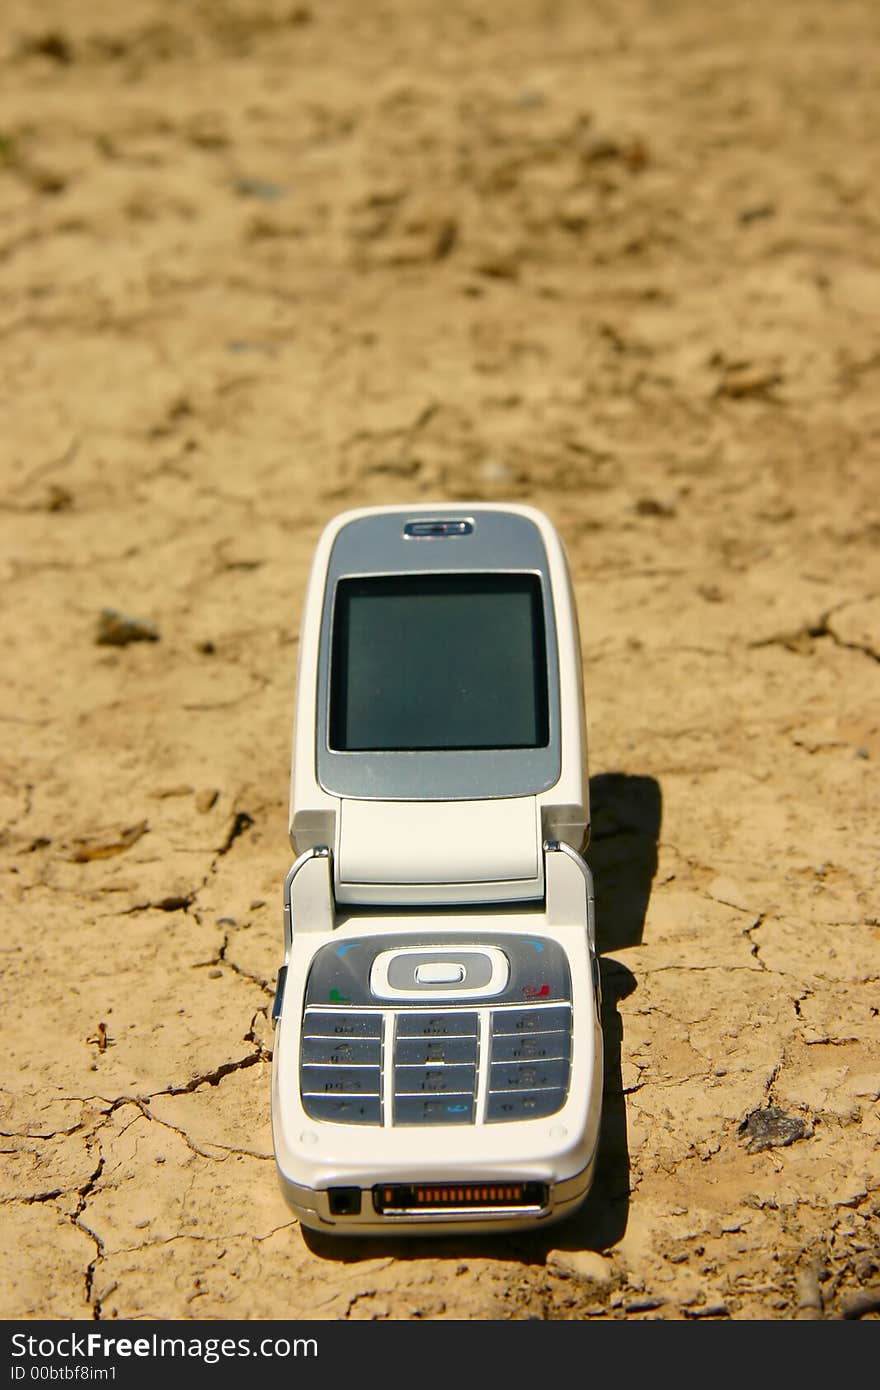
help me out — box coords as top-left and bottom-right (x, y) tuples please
(1, 0), (879, 1323)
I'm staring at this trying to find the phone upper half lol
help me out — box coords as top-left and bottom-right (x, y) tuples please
(289, 504), (589, 899)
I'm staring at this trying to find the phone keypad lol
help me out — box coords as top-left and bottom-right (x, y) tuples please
(298, 937), (576, 1126)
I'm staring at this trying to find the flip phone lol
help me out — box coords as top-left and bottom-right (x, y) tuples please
(271, 504), (603, 1233)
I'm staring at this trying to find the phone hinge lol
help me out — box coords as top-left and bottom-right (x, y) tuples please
(543, 838), (594, 944)
(283, 844), (335, 950)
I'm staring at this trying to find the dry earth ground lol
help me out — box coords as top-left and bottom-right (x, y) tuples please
(1, 0), (878, 1321)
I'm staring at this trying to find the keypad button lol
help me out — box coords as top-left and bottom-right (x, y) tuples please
(303, 1095), (382, 1125)
(394, 1035), (478, 1066)
(303, 1010), (382, 1038)
(489, 1059), (570, 1091)
(304, 940), (374, 1008)
(414, 962), (465, 985)
(486, 1089), (567, 1122)
(491, 1031), (571, 1063)
(387, 951), (494, 992)
(394, 1095), (475, 1125)
(491, 1005), (571, 1035)
(300, 1065), (381, 1096)
(497, 936), (571, 1005)
(300, 1036), (381, 1066)
(396, 1011), (479, 1038)
(393, 1064), (477, 1095)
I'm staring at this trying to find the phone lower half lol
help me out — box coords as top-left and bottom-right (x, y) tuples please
(271, 923), (603, 1236)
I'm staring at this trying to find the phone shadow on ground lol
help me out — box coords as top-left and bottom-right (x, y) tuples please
(301, 772), (661, 1266)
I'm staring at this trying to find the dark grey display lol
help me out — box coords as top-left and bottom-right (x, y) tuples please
(314, 508), (562, 800)
(329, 574), (548, 752)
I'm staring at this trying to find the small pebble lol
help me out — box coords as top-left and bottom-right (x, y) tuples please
(635, 496), (676, 518)
(47, 484), (74, 511)
(739, 1105), (808, 1152)
(95, 608), (159, 646)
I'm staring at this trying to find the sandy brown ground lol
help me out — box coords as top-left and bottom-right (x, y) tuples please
(1, 0), (878, 1323)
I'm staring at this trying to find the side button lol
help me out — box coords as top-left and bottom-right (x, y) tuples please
(271, 965), (287, 1023)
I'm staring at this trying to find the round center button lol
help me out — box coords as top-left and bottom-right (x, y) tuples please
(414, 962), (465, 985)
(370, 945), (510, 1000)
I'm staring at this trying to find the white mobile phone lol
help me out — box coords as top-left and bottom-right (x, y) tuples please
(271, 504), (603, 1234)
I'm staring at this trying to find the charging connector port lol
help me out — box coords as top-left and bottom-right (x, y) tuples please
(373, 1182), (548, 1214)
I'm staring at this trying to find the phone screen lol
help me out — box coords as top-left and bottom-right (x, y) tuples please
(329, 573), (549, 752)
